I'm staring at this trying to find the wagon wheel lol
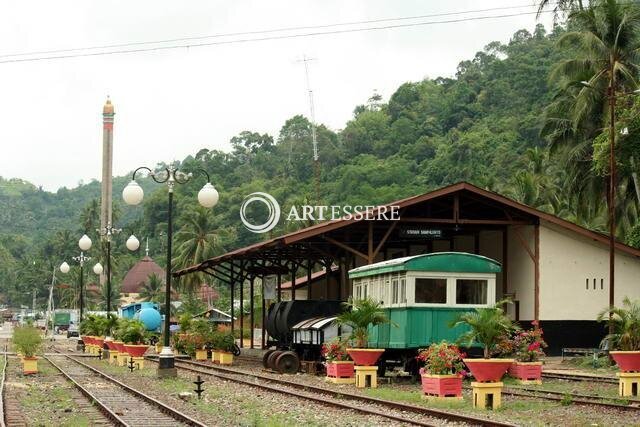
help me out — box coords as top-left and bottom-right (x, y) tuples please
(232, 343), (241, 356)
(262, 349), (276, 369)
(275, 351), (300, 374)
(266, 350), (283, 370)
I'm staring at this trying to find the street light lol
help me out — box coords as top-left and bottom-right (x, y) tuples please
(96, 223), (121, 340)
(123, 164), (218, 378)
(60, 235), (94, 323)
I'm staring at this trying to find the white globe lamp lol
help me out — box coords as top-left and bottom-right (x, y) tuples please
(198, 182), (219, 208)
(59, 262), (70, 274)
(93, 262), (103, 275)
(79, 234), (92, 251)
(126, 235), (140, 251)
(123, 180), (144, 205)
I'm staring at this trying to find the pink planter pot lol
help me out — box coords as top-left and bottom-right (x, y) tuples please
(346, 349), (384, 366)
(610, 351), (640, 372)
(124, 344), (149, 358)
(508, 362), (543, 381)
(463, 358), (514, 382)
(94, 337), (105, 349)
(326, 361), (355, 378)
(420, 371), (462, 398)
(105, 340), (119, 351)
(113, 341), (125, 353)
(82, 336), (93, 346)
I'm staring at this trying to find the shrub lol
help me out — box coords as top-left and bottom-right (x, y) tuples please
(513, 322), (547, 362)
(214, 331), (236, 352)
(417, 341), (466, 376)
(451, 299), (514, 358)
(13, 326), (42, 358)
(114, 318), (147, 344)
(334, 297), (390, 348)
(597, 296), (640, 351)
(321, 338), (350, 362)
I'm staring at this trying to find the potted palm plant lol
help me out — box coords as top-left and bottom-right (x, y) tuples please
(417, 341), (466, 398)
(598, 297), (640, 372)
(190, 319), (214, 361)
(322, 338), (354, 383)
(508, 321), (547, 383)
(452, 300), (515, 382)
(13, 325), (42, 375)
(335, 297), (390, 366)
(120, 319), (150, 358)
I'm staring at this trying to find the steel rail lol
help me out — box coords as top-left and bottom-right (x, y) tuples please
(45, 354), (207, 427)
(147, 355), (515, 427)
(541, 372), (618, 384)
(0, 345), (7, 427)
(501, 386), (640, 411)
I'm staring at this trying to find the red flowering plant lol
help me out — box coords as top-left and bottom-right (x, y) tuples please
(416, 341), (467, 376)
(321, 337), (351, 362)
(513, 322), (548, 362)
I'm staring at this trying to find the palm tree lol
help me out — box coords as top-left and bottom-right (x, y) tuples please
(334, 298), (390, 348)
(542, 0), (640, 235)
(451, 300), (514, 358)
(139, 273), (165, 304)
(172, 206), (221, 293)
(597, 296), (640, 350)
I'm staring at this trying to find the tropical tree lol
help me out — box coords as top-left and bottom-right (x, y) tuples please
(597, 296), (640, 350)
(139, 273), (164, 304)
(334, 297), (390, 348)
(451, 300), (515, 358)
(542, 0), (640, 238)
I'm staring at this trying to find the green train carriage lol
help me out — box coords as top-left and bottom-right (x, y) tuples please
(348, 252), (501, 373)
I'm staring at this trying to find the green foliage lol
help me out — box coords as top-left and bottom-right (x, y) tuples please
(597, 296), (640, 350)
(79, 314), (109, 336)
(451, 300), (514, 358)
(13, 326), (43, 358)
(114, 318), (147, 344)
(335, 297), (390, 348)
(178, 314), (192, 333)
(214, 331), (236, 352)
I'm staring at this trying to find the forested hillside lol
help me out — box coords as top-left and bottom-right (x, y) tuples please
(1, 18), (636, 309)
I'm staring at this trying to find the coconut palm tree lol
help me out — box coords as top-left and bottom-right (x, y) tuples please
(542, 0), (640, 236)
(139, 273), (164, 304)
(172, 206), (221, 293)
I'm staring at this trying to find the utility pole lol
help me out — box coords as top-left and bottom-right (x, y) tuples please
(297, 54), (321, 204)
(32, 289), (36, 313)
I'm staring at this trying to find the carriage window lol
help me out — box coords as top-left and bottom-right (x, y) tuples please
(415, 278), (447, 304)
(391, 279), (399, 304)
(456, 279), (488, 304)
(354, 285), (361, 300)
(400, 278), (406, 303)
(363, 282), (368, 299)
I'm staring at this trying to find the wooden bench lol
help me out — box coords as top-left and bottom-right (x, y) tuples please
(561, 347), (605, 361)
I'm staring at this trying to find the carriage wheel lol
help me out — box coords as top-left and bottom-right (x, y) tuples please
(262, 349), (276, 369)
(275, 351), (300, 374)
(266, 350), (283, 370)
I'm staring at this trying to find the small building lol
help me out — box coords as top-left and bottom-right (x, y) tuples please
(193, 308), (233, 324)
(120, 256), (165, 306)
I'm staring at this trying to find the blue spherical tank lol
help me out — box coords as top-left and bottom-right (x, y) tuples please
(136, 307), (162, 331)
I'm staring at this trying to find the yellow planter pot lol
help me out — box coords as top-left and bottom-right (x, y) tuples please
(155, 343), (163, 354)
(211, 351), (220, 363)
(219, 352), (234, 365)
(23, 357), (38, 375)
(195, 349), (208, 361)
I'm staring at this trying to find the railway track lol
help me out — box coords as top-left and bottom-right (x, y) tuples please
(500, 386), (640, 411)
(146, 355), (515, 427)
(0, 345), (7, 427)
(45, 354), (206, 427)
(541, 371), (618, 384)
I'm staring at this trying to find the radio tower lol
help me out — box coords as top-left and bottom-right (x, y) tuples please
(297, 54), (320, 204)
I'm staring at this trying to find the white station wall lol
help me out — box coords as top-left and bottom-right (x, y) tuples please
(539, 220), (640, 320)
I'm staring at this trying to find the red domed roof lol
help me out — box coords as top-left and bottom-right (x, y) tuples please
(121, 256), (165, 294)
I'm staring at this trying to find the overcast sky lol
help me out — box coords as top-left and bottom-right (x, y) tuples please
(0, 1), (553, 191)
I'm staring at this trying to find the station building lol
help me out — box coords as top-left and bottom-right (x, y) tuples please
(176, 182), (640, 354)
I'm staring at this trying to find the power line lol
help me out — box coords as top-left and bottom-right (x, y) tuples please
(0, 2), (552, 60)
(0, 10), (552, 65)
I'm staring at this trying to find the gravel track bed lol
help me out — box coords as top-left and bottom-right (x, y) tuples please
(206, 357), (640, 426)
(83, 358), (466, 426)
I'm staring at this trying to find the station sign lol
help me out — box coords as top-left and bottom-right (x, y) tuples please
(399, 227), (445, 239)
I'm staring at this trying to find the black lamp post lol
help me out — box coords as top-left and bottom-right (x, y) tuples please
(96, 223), (121, 339)
(122, 164), (218, 378)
